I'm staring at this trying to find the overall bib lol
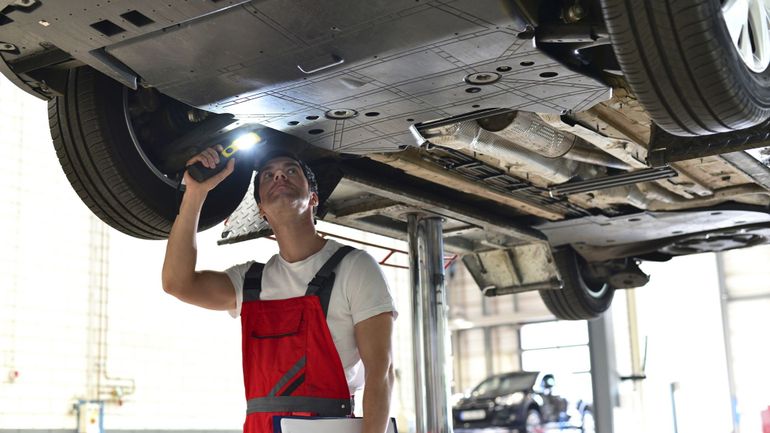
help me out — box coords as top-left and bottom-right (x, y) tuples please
(241, 246), (355, 433)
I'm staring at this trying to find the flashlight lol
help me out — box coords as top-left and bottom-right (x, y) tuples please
(187, 132), (260, 182)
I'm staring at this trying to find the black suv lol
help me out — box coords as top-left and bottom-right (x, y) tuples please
(453, 372), (592, 433)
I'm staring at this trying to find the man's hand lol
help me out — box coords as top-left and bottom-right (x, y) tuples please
(161, 145), (237, 311)
(183, 145), (236, 198)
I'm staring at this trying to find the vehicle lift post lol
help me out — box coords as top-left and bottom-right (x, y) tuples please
(408, 215), (453, 433)
(588, 312), (618, 433)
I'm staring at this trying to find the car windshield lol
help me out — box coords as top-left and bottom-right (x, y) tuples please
(471, 372), (539, 396)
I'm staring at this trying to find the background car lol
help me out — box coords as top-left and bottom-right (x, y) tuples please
(2, 0), (770, 320)
(453, 371), (592, 433)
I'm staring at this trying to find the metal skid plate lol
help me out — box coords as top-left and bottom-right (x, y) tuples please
(204, 32), (609, 154)
(3, 1), (609, 152)
(461, 243), (562, 297)
(92, 0), (606, 154)
(219, 174), (272, 245)
(537, 209), (770, 246)
(536, 208), (770, 260)
(0, 0), (256, 91)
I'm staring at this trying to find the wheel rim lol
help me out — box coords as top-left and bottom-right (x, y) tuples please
(722, 0), (770, 72)
(575, 255), (609, 299)
(582, 275), (609, 299)
(122, 89), (178, 188)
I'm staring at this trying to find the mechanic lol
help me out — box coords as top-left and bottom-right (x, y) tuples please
(161, 146), (397, 433)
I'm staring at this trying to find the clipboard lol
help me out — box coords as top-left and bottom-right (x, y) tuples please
(274, 416), (398, 433)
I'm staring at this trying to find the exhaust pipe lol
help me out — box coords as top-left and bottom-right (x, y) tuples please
(415, 110), (630, 185)
(478, 111), (632, 170)
(477, 111), (575, 158)
(419, 119), (581, 184)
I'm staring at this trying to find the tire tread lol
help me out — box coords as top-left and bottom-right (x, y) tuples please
(538, 249), (615, 320)
(601, 0), (770, 136)
(49, 67), (251, 239)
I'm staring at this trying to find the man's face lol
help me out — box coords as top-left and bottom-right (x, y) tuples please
(257, 156), (317, 218)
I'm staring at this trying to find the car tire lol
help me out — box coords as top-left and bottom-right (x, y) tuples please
(601, 0), (770, 136)
(539, 248), (615, 320)
(524, 408), (543, 433)
(49, 67), (253, 239)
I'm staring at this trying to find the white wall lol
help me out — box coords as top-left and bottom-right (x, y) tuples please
(720, 245), (770, 433)
(0, 73), (263, 429)
(612, 254), (733, 433)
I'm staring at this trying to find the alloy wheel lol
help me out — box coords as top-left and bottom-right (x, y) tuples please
(722, 0), (770, 72)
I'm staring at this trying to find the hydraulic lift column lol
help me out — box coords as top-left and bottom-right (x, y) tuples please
(408, 215), (453, 433)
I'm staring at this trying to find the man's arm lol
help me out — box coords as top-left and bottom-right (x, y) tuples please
(161, 148), (236, 310)
(355, 312), (396, 433)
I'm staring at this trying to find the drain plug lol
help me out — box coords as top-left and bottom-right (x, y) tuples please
(325, 109), (358, 120)
(464, 72), (501, 85)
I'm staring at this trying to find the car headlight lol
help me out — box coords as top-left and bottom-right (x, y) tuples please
(494, 392), (525, 405)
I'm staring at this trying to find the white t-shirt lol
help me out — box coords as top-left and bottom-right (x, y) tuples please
(225, 239), (397, 394)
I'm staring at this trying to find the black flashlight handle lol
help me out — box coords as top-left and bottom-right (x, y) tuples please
(187, 155), (231, 183)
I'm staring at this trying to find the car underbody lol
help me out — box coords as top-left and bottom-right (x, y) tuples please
(3, 0), (770, 319)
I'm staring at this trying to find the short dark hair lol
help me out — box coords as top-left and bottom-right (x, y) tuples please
(253, 150), (318, 205)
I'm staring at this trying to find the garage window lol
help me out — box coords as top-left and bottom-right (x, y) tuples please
(520, 321), (592, 399)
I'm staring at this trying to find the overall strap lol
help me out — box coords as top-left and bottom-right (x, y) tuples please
(243, 262), (265, 302)
(246, 396), (352, 416)
(305, 245), (355, 317)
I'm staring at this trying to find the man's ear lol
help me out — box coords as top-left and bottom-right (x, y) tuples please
(310, 191), (320, 208)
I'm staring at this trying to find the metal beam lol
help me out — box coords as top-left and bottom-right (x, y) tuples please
(588, 311), (618, 433)
(716, 253), (740, 433)
(409, 215), (453, 433)
(342, 161), (545, 243)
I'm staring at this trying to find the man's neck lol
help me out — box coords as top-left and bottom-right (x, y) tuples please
(272, 218), (326, 263)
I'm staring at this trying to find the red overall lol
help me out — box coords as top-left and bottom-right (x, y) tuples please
(241, 246), (355, 433)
